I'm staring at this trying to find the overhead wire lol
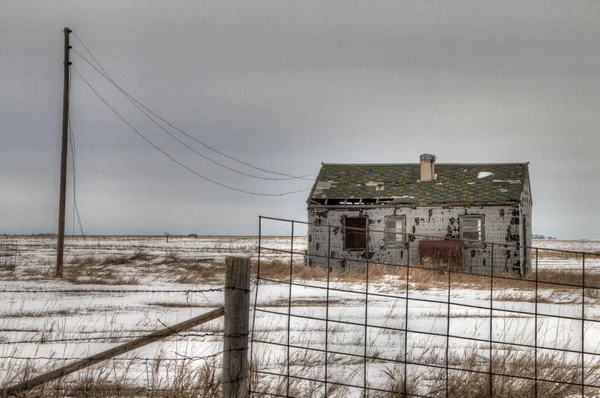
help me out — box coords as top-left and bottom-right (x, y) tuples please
(72, 49), (304, 182)
(71, 65), (309, 197)
(67, 71), (86, 239)
(69, 72), (75, 236)
(68, 121), (86, 238)
(71, 33), (315, 181)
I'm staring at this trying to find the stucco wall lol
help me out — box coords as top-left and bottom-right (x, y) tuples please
(307, 204), (530, 275)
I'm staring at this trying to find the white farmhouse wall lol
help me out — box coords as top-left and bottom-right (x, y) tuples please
(308, 205), (529, 275)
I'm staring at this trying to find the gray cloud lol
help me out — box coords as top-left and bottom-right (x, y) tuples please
(1, 1), (599, 237)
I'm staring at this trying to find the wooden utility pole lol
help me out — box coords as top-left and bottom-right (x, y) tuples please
(222, 256), (251, 398)
(56, 27), (71, 278)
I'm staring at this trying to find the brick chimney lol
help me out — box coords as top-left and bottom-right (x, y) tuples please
(420, 154), (436, 182)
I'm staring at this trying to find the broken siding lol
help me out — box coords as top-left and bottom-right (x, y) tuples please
(308, 205), (524, 275)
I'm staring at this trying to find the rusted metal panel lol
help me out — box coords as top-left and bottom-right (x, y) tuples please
(419, 240), (463, 272)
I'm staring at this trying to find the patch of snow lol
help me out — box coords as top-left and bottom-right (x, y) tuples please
(4, 236), (600, 394)
(314, 180), (337, 194)
(477, 172), (494, 179)
(493, 179), (521, 184)
(365, 181), (383, 187)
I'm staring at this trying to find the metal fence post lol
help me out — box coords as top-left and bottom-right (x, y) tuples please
(223, 256), (251, 398)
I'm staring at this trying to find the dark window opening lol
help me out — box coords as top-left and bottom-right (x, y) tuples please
(344, 217), (367, 250)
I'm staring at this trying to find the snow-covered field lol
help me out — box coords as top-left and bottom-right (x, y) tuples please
(1, 236), (599, 396)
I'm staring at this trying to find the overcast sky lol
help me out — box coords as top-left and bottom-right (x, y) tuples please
(1, 1), (599, 238)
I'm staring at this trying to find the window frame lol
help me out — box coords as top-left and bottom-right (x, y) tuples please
(343, 216), (368, 251)
(460, 215), (484, 247)
(385, 215), (406, 248)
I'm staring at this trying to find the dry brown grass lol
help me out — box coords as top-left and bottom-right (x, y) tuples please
(5, 356), (222, 398)
(525, 269), (600, 288)
(366, 347), (600, 397)
(65, 265), (140, 285)
(254, 260), (326, 281)
(63, 250), (227, 285)
(2, 308), (76, 319)
(536, 250), (600, 260)
(0, 262), (16, 272)
(5, 334), (597, 398)
(249, 343), (600, 397)
(432, 348), (599, 398)
(172, 262), (225, 284)
(400, 267), (600, 292)
(257, 261), (600, 302)
(68, 250), (156, 267)
(255, 260), (389, 283)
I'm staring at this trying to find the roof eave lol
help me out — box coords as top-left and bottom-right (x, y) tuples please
(308, 200), (520, 209)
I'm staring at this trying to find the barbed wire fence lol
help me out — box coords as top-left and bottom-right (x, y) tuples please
(0, 288), (225, 397)
(250, 216), (600, 397)
(0, 257), (250, 398)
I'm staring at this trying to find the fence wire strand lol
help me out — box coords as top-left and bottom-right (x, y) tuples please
(250, 216), (600, 397)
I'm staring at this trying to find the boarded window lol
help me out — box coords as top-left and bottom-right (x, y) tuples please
(460, 216), (484, 246)
(385, 216), (406, 248)
(344, 217), (367, 250)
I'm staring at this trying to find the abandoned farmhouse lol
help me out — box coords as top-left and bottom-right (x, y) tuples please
(307, 154), (532, 275)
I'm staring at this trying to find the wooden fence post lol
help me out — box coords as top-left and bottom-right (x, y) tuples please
(222, 256), (251, 398)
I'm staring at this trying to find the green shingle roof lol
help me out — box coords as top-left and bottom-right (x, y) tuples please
(309, 163), (529, 205)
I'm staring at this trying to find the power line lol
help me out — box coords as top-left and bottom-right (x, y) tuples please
(73, 48), (304, 182)
(73, 48), (309, 183)
(71, 33), (315, 181)
(72, 66), (310, 197)
(68, 122), (85, 237)
(68, 70), (85, 239)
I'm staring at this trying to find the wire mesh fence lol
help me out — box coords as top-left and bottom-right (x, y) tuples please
(250, 216), (600, 397)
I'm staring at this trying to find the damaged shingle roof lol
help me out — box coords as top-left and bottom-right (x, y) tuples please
(309, 163), (529, 205)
